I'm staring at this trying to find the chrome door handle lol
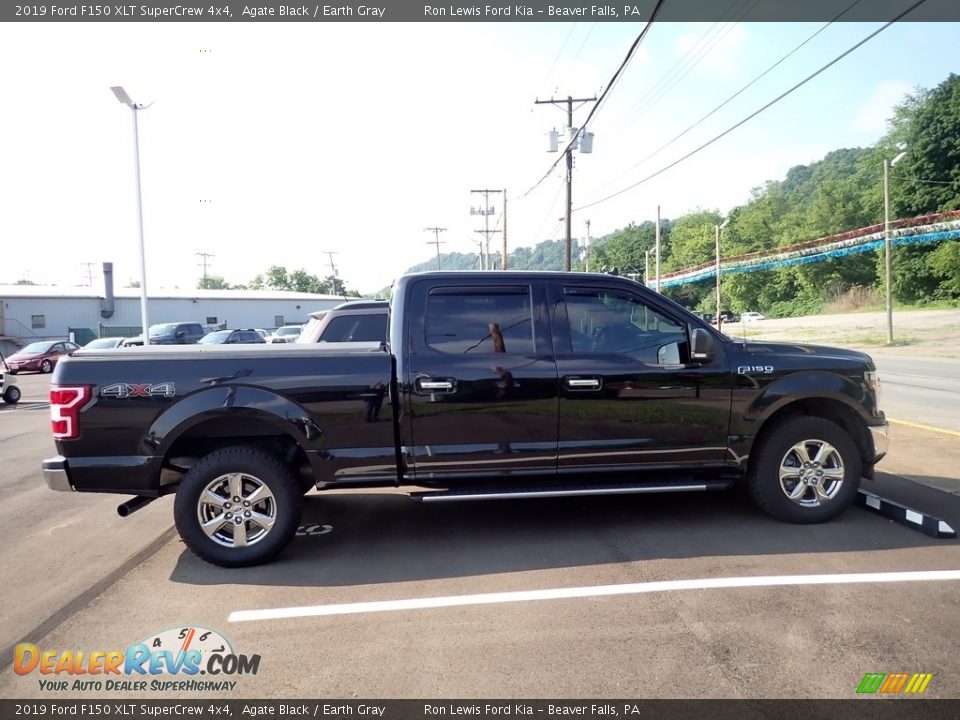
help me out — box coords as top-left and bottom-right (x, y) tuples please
(566, 377), (601, 390)
(416, 377), (457, 393)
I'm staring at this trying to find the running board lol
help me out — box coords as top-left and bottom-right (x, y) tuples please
(411, 480), (733, 503)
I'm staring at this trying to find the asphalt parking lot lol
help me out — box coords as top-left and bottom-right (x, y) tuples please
(1, 370), (958, 699)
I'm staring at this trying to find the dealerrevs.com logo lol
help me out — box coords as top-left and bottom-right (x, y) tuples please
(14, 626), (260, 692)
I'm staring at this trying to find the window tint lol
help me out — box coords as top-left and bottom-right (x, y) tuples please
(320, 314), (387, 343)
(425, 289), (534, 354)
(563, 290), (687, 365)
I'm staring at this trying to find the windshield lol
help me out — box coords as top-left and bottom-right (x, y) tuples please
(149, 323), (179, 337)
(20, 342), (55, 354)
(199, 331), (231, 344)
(277, 326), (301, 336)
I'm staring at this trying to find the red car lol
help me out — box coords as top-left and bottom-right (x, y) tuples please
(5, 340), (80, 374)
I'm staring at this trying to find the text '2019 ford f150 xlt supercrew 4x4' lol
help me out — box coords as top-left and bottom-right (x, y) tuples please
(42, 272), (887, 567)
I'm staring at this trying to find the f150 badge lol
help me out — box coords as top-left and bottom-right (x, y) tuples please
(737, 365), (775, 374)
(101, 382), (176, 399)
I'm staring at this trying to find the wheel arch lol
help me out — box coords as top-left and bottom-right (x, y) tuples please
(751, 396), (873, 472)
(147, 385), (324, 491)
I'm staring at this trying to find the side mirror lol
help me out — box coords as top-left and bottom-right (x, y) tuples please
(690, 328), (715, 363)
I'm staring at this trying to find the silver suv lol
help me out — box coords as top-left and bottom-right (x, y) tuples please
(297, 300), (388, 344)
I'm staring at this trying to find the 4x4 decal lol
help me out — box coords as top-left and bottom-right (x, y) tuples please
(101, 382), (175, 399)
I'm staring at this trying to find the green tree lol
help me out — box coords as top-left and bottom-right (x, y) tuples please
(198, 275), (232, 290)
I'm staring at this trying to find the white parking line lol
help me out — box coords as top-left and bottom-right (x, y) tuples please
(228, 569), (960, 623)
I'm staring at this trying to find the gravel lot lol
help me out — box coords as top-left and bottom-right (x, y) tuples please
(730, 307), (960, 358)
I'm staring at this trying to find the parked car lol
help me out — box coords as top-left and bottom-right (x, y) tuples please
(0, 353), (20, 404)
(268, 325), (303, 344)
(718, 310), (740, 324)
(83, 337), (125, 349)
(5, 340), (80, 374)
(44, 271), (887, 567)
(198, 329), (267, 345)
(297, 300), (389, 344)
(741, 312), (766, 322)
(122, 322), (207, 347)
(254, 329), (269, 340)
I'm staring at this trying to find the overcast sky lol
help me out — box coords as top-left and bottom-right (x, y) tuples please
(2, 19), (958, 294)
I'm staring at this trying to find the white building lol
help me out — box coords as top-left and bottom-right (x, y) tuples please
(0, 280), (348, 353)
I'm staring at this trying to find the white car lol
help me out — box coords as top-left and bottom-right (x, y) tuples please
(268, 325), (303, 343)
(741, 312), (766, 322)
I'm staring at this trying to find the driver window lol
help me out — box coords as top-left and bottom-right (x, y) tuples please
(563, 290), (687, 365)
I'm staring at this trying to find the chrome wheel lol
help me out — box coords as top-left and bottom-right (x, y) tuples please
(196, 472), (276, 548)
(779, 439), (845, 507)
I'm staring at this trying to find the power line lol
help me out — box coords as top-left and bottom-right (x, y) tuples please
(195, 252), (214, 286)
(611, 0), (757, 134)
(520, 0), (666, 200)
(584, 0), (862, 202)
(424, 227), (447, 270)
(81, 262), (96, 287)
(471, 189), (503, 270)
(576, 0), (930, 212)
(539, 23), (577, 96)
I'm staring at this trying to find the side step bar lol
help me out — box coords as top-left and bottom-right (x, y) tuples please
(411, 480), (733, 503)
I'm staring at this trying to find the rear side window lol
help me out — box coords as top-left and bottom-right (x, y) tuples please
(425, 288), (534, 354)
(320, 314), (387, 343)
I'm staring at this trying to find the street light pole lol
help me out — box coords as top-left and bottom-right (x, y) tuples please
(111, 86), (151, 346)
(884, 150), (907, 344)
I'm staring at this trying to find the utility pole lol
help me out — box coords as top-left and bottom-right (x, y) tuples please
(585, 219), (591, 273)
(323, 250), (339, 294)
(645, 250), (650, 287)
(424, 227), (447, 270)
(655, 206), (661, 293)
(81, 262), (96, 287)
(536, 94), (597, 271)
(195, 252), (214, 287)
(470, 189), (502, 270)
(502, 190), (508, 271)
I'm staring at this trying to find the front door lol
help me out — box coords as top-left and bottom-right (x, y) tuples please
(404, 279), (558, 482)
(549, 283), (731, 473)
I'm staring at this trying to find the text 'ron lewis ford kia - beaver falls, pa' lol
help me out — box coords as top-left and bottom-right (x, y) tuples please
(41, 271), (888, 567)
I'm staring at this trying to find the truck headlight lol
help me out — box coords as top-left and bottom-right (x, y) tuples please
(865, 371), (882, 413)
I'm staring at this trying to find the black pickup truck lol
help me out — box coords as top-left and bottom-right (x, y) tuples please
(43, 272), (888, 567)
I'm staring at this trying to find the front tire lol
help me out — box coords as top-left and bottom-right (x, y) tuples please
(3, 386), (20, 404)
(40, 360), (53, 374)
(748, 416), (861, 524)
(174, 446), (303, 567)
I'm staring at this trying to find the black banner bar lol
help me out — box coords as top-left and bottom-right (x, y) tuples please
(3, 700), (960, 720)
(3, 0), (960, 23)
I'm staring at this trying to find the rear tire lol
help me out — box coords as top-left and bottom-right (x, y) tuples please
(748, 416), (861, 524)
(174, 446), (302, 567)
(3, 386), (20, 404)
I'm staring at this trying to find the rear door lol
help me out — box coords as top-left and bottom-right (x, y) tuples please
(549, 282), (731, 473)
(404, 278), (558, 481)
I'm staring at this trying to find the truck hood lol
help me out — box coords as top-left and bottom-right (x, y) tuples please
(736, 340), (873, 365)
